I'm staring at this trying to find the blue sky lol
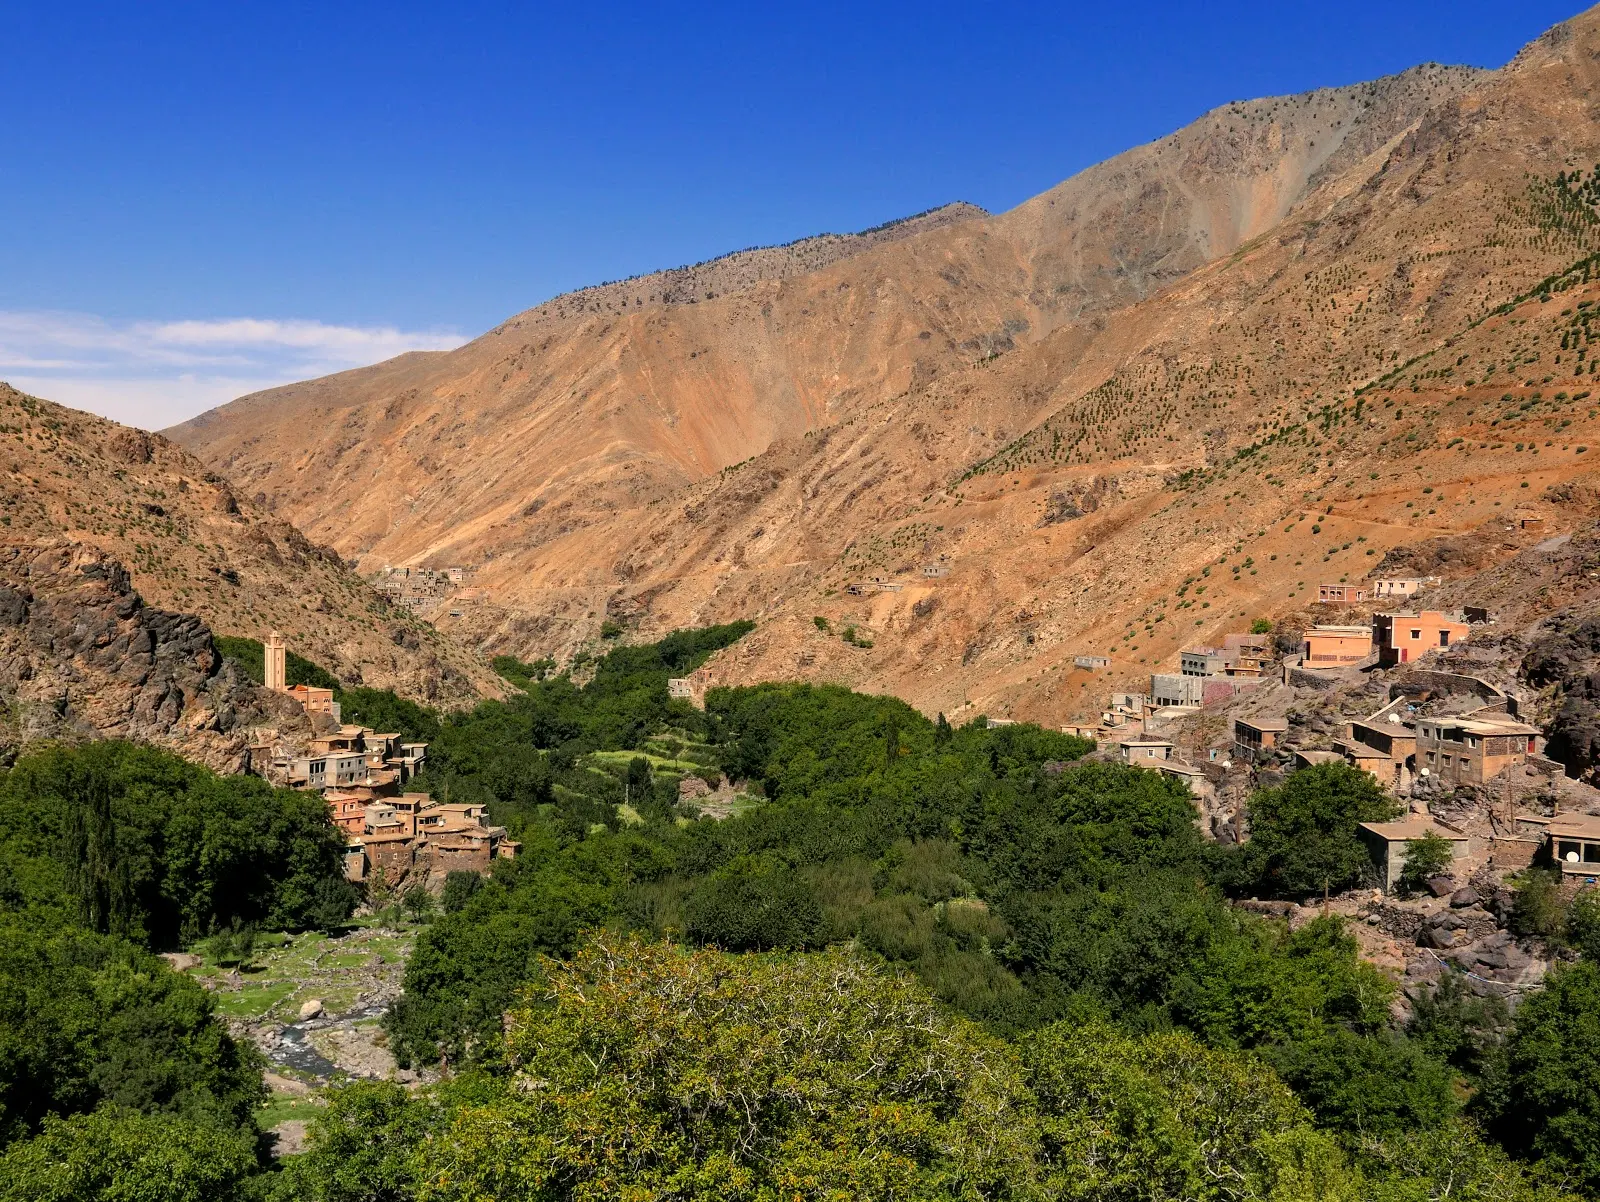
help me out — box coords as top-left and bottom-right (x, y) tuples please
(0, 0), (1583, 428)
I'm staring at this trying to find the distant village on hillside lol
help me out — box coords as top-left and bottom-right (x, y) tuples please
(246, 631), (519, 890)
(1066, 557), (1600, 922)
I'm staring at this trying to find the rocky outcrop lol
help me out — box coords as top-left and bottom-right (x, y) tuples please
(0, 540), (302, 772)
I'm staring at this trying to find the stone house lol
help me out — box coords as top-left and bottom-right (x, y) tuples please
(1340, 712), (1417, 790)
(1415, 709), (1540, 786)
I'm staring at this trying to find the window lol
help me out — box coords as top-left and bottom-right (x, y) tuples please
(1410, 629), (1422, 640)
(1439, 630), (1450, 646)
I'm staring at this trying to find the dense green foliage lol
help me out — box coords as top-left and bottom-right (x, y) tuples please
(0, 1107), (259, 1202)
(1498, 962), (1600, 1190)
(280, 934), (1573, 1202)
(0, 741), (354, 1190)
(0, 623), (1594, 1198)
(0, 921), (265, 1148)
(0, 741), (352, 947)
(1235, 763), (1400, 898)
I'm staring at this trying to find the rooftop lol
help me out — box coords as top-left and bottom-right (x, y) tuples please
(1359, 818), (1468, 843)
(1427, 716), (1540, 736)
(1546, 815), (1600, 840)
(1236, 718), (1289, 732)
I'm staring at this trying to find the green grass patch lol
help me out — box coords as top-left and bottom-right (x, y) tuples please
(257, 1094), (326, 1128)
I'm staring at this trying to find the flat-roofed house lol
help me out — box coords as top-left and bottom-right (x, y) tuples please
(1372, 577), (1439, 599)
(324, 789), (369, 835)
(1372, 611), (1471, 667)
(1358, 817), (1471, 892)
(287, 683), (341, 722)
(1318, 583), (1368, 604)
(1180, 647), (1231, 677)
(1343, 715), (1418, 789)
(288, 749), (369, 791)
(1156, 760), (1215, 806)
(1302, 625), (1373, 667)
(1120, 737), (1174, 764)
(1416, 711), (1540, 785)
(1234, 718), (1289, 763)
(1546, 814), (1600, 881)
(1150, 674), (1203, 708)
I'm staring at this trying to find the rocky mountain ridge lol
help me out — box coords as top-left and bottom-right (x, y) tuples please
(0, 384), (503, 704)
(169, 7), (1600, 725)
(0, 541), (314, 772)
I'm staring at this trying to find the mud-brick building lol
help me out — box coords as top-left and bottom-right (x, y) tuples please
(1233, 717), (1288, 763)
(1318, 583), (1367, 604)
(1415, 710), (1541, 786)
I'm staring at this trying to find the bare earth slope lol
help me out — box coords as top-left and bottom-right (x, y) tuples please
(0, 386), (502, 703)
(170, 63), (1477, 573)
(171, 9), (1600, 724)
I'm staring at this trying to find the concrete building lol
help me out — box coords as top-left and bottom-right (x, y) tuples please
(1233, 718), (1289, 763)
(1358, 818), (1471, 892)
(1372, 611), (1471, 667)
(1180, 647), (1231, 677)
(1074, 655), (1111, 670)
(1416, 710), (1540, 786)
(1150, 674), (1204, 708)
(922, 564), (949, 578)
(1302, 626), (1373, 667)
(1318, 583), (1368, 604)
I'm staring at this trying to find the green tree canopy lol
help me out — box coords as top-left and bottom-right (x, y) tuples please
(0, 1108), (257, 1202)
(1239, 764), (1399, 899)
(420, 934), (1036, 1201)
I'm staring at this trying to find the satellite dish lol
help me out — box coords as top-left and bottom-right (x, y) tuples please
(1568, 851), (1582, 863)
(1388, 713), (1401, 724)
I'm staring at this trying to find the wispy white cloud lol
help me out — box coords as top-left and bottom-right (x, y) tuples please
(0, 311), (466, 430)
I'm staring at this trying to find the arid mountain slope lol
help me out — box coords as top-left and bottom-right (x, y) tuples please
(0, 386), (501, 703)
(171, 8), (1600, 726)
(172, 63), (1479, 580)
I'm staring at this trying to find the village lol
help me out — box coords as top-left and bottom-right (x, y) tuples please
(1026, 554), (1600, 990)
(247, 631), (519, 891)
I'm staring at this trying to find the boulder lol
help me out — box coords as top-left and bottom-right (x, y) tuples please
(1450, 887), (1481, 909)
(1417, 926), (1457, 949)
(297, 999), (325, 1021)
(1426, 875), (1457, 898)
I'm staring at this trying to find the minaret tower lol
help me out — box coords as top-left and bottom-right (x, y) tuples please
(265, 630), (287, 692)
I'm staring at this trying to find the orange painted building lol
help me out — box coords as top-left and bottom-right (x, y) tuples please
(1302, 625), (1373, 666)
(1372, 611), (1471, 667)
